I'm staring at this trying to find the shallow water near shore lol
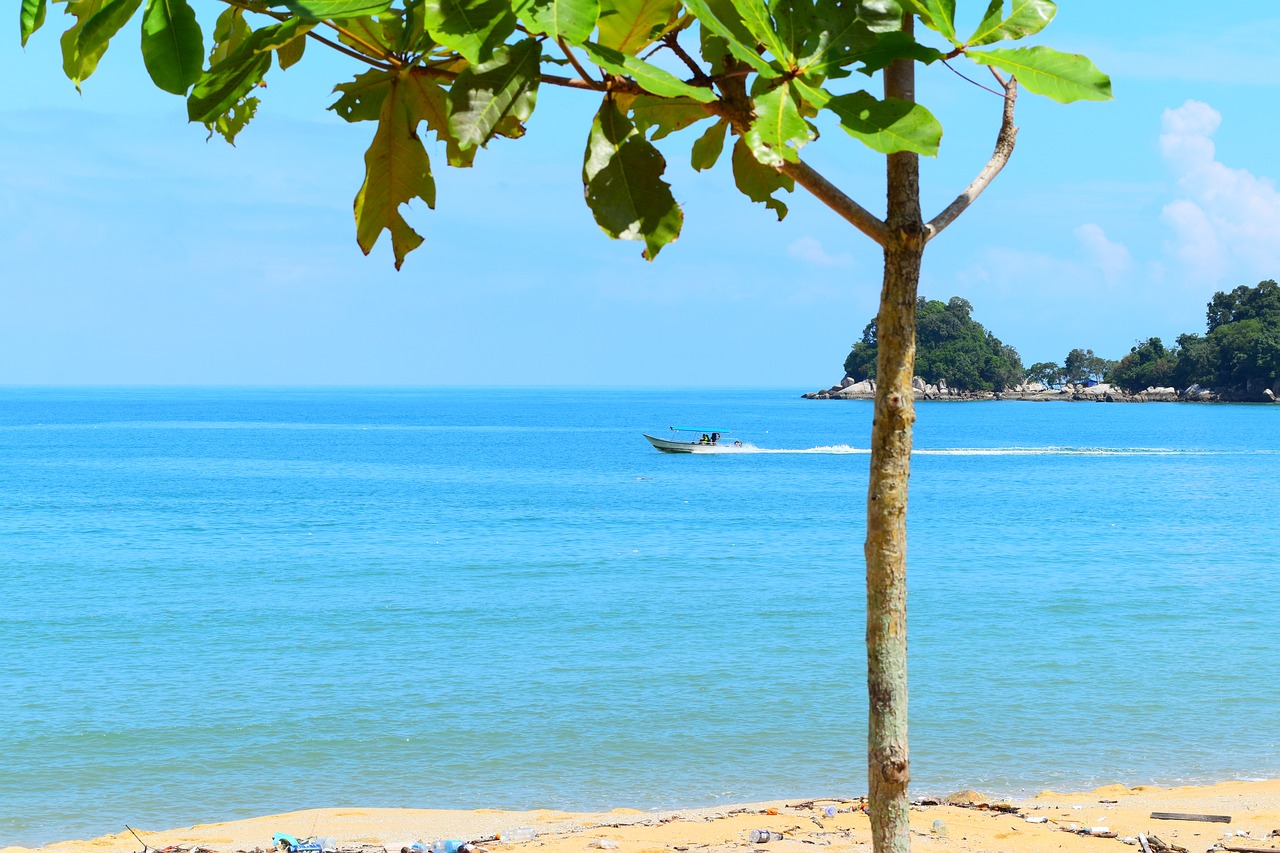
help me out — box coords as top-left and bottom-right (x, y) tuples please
(1, 387), (1278, 847)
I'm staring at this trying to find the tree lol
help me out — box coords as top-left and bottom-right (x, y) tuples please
(1025, 360), (1059, 387)
(20, 1), (1110, 849)
(1109, 337), (1177, 393)
(846, 296), (1025, 391)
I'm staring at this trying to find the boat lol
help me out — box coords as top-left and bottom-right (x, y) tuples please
(643, 427), (744, 453)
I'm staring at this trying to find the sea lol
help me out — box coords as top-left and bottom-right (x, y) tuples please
(1, 387), (1278, 847)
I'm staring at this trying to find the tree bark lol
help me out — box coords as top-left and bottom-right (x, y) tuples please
(865, 17), (923, 853)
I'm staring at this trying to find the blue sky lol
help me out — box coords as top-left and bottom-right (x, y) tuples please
(4, 2), (1280, 385)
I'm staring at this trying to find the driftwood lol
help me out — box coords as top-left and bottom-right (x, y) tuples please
(1151, 811), (1232, 824)
(1219, 845), (1280, 853)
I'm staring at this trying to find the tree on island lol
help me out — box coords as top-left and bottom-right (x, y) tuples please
(20, 0), (1110, 848)
(1107, 281), (1280, 397)
(844, 295), (1024, 391)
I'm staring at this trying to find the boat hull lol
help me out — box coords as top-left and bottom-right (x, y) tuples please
(643, 434), (722, 453)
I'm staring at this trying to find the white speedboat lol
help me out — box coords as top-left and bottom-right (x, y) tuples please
(643, 427), (743, 453)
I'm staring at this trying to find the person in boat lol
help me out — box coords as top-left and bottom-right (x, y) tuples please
(700, 434), (710, 444)
(711, 432), (720, 444)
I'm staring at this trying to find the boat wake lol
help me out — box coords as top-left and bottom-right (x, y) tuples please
(702, 445), (1250, 456)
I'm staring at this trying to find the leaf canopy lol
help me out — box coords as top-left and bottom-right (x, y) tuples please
(967, 0), (1055, 46)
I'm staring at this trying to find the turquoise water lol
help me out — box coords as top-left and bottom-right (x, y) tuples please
(2, 388), (1278, 846)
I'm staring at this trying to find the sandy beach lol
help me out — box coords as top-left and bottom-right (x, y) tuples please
(8, 780), (1280, 853)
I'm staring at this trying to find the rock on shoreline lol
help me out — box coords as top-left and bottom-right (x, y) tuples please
(802, 377), (1271, 402)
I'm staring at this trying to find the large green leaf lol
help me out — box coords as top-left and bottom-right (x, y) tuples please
(20, 0), (46, 46)
(139, 0), (203, 94)
(744, 80), (814, 165)
(582, 98), (682, 260)
(60, 0), (108, 85)
(690, 118), (727, 171)
(849, 29), (942, 76)
(596, 0), (678, 54)
(253, 16), (314, 51)
(731, 136), (791, 219)
(513, 0), (598, 45)
(278, 0), (392, 19)
(423, 0), (515, 64)
(681, 0), (778, 76)
(793, 0), (876, 79)
(826, 89), (941, 155)
(900, 0), (955, 43)
(447, 38), (541, 148)
(967, 0), (1054, 46)
(969, 45), (1111, 103)
(75, 0), (143, 74)
(582, 41), (716, 103)
(354, 73), (437, 269)
(187, 25), (276, 124)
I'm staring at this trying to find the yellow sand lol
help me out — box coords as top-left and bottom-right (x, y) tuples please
(7, 780), (1280, 853)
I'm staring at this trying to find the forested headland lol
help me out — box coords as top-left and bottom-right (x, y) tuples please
(808, 280), (1280, 402)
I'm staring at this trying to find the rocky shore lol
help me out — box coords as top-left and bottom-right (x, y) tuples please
(803, 377), (1280, 403)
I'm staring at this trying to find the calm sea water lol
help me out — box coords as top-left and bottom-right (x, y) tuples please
(1, 388), (1278, 846)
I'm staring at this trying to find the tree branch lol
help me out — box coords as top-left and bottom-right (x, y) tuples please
(408, 62), (637, 94)
(777, 159), (888, 246)
(924, 74), (1018, 242)
(558, 37), (603, 89)
(306, 29), (394, 70)
(662, 32), (713, 86)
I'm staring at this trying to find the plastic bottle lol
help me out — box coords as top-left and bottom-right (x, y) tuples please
(431, 841), (464, 853)
(930, 820), (948, 837)
(823, 807), (837, 819)
(502, 828), (537, 843)
(748, 830), (780, 843)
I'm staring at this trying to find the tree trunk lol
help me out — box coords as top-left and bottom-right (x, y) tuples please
(865, 19), (923, 853)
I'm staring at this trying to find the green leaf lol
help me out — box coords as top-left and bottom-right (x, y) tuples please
(60, 0), (108, 85)
(447, 37), (541, 148)
(254, 16), (315, 51)
(187, 25), (276, 124)
(354, 72), (437, 269)
(513, 0), (597, 45)
(900, 0), (955, 43)
(967, 0), (1054, 46)
(727, 0), (790, 64)
(850, 29), (942, 76)
(207, 94), (258, 144)
(681, 0), (779, 76)
(969, 45), (1112, 103)
(75, 0), (143, 77)
(582, 41), (717, 103)
(744, 80), (814, 165)
(423, 0), (516, 64)
(628, 94), (712, 140)
(208, 5), (249, 65)
(731, 136), (791, 219)
(331, 67), (395, 122)
(582, 98), (682, 260)
(278, 0), (393, 19)
(596, 0), (678, 54)
(690, 118), (727, 171)
(276, 29), (307, 68)
(139, 0), (203, 94)
(793, 0), (876, 79)
(20, 0), (46, 47)
(856, 0), (904, 32)
(826, 88), (941, 155)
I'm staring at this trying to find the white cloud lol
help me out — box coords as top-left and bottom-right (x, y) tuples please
(1159, 100), (1280, 285)
(1074, 223), (1132, 284)
(787, 236), (853, 268)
